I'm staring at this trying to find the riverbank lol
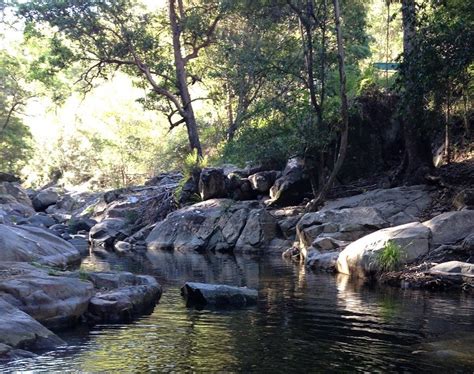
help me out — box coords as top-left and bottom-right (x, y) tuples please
(0, 158), (472, 359)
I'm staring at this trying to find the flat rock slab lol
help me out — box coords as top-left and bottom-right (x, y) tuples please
(181, 282), (258, 308)
(429, 261), (474, 279)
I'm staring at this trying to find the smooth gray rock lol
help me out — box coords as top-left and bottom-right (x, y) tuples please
(307, 250), (340, 271)
(0, 298), (64, 355)
(337, 222), (431, 277)
(68, 237), (89, 256)
(181, 282), (257, 307)
(296, 207), (387, 249)
(322, 185), (432, 225)
(89, 218), (126, 247)
(429, 261), (474, 278)
(0, 224), (81, 267)
(0, 262), (94, 329)
(423, 211), (474, 246)
(0, 182), (35, 217)
(87, 273), (161, 323)
(32, 188), (60, 211)
(27, 213), (56, 228)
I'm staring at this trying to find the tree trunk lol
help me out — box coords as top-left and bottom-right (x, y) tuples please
(306, 0), (349, 211)
(445, 82), (451, 163)
(169, 0), (203, 157)
(399, 0), (433, 183)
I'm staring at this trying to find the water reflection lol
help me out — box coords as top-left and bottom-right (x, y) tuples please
(2, 250), (474, 372)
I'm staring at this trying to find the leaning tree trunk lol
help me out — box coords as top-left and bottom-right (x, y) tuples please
(169, 0), (203, 157)
(398, 0), (433, 183)
(306, 0), (349, 212)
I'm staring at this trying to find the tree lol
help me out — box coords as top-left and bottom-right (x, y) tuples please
(306, 0), (349, 211)
(396, 0), (433, 183)
(19, 0), (225, 157)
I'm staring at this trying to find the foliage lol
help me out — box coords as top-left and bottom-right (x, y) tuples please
(376, 240), (404, 272)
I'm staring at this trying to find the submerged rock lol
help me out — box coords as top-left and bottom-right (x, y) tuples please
(181, 282), (258, 307)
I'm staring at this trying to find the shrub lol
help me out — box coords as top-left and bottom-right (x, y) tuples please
(376, 240), (404, 272)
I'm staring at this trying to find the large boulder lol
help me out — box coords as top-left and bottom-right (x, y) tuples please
(26, 213), (56, 228)
(199, 168), (227, 200)
(296, 207), (388, 250)
(89, 218), (127, 247)
(0, 172), (20, 183)
(337, 222), (431, 277)
(0, 298), (64, 358)
(181, 282), (257, 307)
(0, 263), (94, 329)
(234, 209), (278, 253)
(248, 171), (279, 193)
(423, 211), (474, 246)
(452, 188), (474, 210)
(322, 185), (433, 225)
(146, 199), (278, 254)
(268, 157), (311, 206)
(32, 188), (60, 211)
(0, 182), (34, 217)
(86, 272), (162, 324)
(0, 224), (81, 267)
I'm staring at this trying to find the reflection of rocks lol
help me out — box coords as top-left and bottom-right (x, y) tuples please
(181, 282), (257, 308)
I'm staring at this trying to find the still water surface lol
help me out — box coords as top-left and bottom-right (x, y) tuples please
(2, 250), (474, 372)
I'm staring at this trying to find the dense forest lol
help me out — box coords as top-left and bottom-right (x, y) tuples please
(1, 0), (472, 199)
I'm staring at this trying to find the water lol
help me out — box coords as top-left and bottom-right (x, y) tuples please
(2, 250), (474, 373)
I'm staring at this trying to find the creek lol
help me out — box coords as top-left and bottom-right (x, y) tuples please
(2, 250), (474, 372)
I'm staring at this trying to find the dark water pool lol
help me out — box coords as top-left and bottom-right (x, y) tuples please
(2, 250), (474, 373)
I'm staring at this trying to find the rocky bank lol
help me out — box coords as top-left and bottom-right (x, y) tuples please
(0, 158), (472, 359)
